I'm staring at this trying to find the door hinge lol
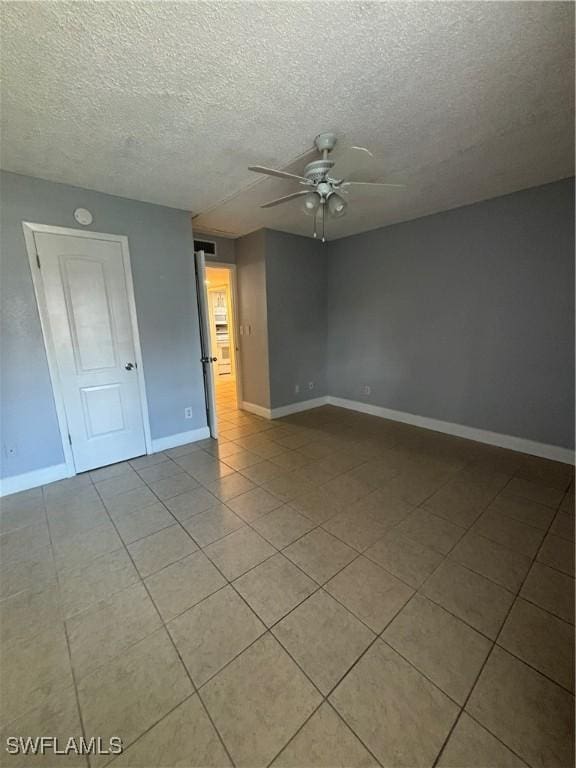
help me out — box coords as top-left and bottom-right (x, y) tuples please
(68, 433), (72, 445)
(36, 251), (41, 269)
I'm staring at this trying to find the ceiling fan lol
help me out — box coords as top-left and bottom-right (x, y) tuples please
(248, 132), (404, 242)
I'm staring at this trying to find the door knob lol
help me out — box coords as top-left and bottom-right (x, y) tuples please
(125, 362), (135, 370)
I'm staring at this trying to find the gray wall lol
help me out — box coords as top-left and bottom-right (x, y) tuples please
(193, 231), (236, 264)
(265, 230), (327, 408)
(326, 178), (575, 449)
(0, 171), (207, 479)
(235, 230), (270, 408)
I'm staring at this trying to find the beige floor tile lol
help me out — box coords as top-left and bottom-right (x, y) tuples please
(467, 647), (574, 768)
(103, 485), (157, 517)
(183, 503), (245, 547)
(112, 501), (174, 544)
(383, 594), (491, 704)
(164, 441), (203, 458)
(472, 509), (545, 558)
(227, 486), (284, 522)
(145, 550), (226, 620)
(94, 472), (144, 499)
(272, 703), (378, 768)
(489, 495), (556, 531)
(502, 477), (565, 509)
(330, 640), (458, 768)
(136, 460), (183, 484)
(89, 461), (133, 482)
(77, 629), (193, 764)
(514, 457), (573, 492)
(550, 510), (575, 541)
(44, 479), (95, 507)
(520, 562), (575, 623)
(128, 452), (168, 470)
(204, 526), (275, 580)
(423, 480), (501, 528)
(223, 449), (262, 471)
(58, 548), (139, 618)
(449, 531), (531, 592)
(147, 472), (200, 501)
(52, 519), (122, 571)
(537, 532), (575, 577)
(321, 473), (372, 505)
(437, 712), (528, 767)
(234, 553), (317, 627)
(66, 582), (161, 680)
(322, 506), (391, 553)
(252, 505), (315, 548)
(393, 508), (466, 555)
(0, 503), (45, 536)
(0, 520), (51, 568)
(273, 590), (374, 694)
(352, 490), (414, 528)
(164, 486), (221, 522)
(270, 450), (310, 472)
(169, 585), (265, 686)
(128, 524), (197, 577)
(207, 472), (257, 501)
(190, 461), (237, 486)
(325, 556), (413, 632)
(422, 560), (514, 638)
(288, 487), (345, 524)
(0, 545), (56, 601)
(261, 472), (314, 503)
(1, 624), (74, 724)
(0, 585), (61, 646)
(202, 633), (322, 767)
(112, 695), (231, 767)
(47, 501), (110, 541)
(363, 530), (443, 588)
(240, 460), (286, 485)
(1, 487), (43, 515)
(283, 528), (357, 584)
(0, 686), (85, 767)
(498, 598), (574, 691)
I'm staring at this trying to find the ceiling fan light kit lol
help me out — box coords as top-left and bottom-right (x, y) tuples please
(248, 132), (405, 242)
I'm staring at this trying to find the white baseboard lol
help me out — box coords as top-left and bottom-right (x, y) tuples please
(240, 401), (272, 419)
(271, 397), (329, 419)
(151, 427), (211, 452)
(0, 463), (71, 497)
(241, 397), (330, 420)
(326, 396), (574, 465)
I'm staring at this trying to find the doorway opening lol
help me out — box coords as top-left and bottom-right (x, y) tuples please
(194, 254), (242, 438)
(205, 264), (241, 426)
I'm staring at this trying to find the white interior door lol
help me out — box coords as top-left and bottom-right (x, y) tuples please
(194, 250), (218, 438)
(34, 231), (147, 472)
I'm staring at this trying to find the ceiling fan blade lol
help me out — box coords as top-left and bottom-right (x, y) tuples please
(261, 191), (310, 208)
(341, 181), (405, 188)
(330, 144), (376, 181)
(248, 165), (309, 183)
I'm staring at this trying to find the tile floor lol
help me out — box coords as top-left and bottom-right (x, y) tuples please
(0, 384), (574, 767)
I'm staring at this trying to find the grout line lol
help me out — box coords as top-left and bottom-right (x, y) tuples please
(430, 487), (568, 768)
(90, 479), (238, 768)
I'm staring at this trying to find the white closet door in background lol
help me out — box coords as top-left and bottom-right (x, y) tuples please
(35, 231), (147, 472)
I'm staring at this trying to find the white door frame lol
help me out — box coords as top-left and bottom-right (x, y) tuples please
(205, 261), (243, 408)
(22, 222), (153, 477)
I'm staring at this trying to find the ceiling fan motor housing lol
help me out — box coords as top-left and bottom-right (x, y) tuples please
(304, 159), (334, 183)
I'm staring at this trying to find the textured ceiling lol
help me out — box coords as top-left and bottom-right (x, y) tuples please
(1, 1), (573, 240)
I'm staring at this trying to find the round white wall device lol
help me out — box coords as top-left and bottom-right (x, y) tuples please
(74, 208), (93, 225)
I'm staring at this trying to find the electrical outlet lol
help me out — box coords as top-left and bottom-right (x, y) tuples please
(294, 384), (300, 394)
(308, 381), (314, 390)
(363, 385), (371, 396)
(184, 407), (193, 419)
